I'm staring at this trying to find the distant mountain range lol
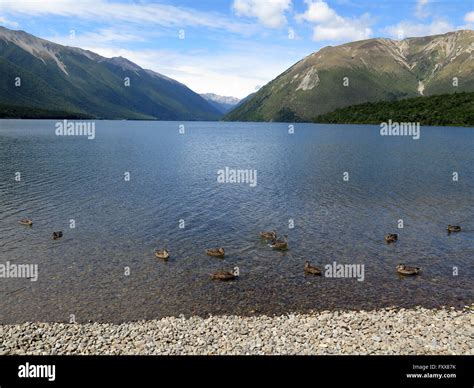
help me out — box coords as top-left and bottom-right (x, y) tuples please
(199, 93), (240, 114)
(224, 30), (474, 122)
(2, 26), (473, 123)
(0, 26), (221, 120)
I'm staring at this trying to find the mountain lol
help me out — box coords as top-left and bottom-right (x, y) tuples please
(224, 30), (474, 122)
(315, 91), (474, 127)
(200, 93), (240, 114)
(0, 26), (221, 120)
(235, 92), (256, 107)
(222, 92), (255, 116)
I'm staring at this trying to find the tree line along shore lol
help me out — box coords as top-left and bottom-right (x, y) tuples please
(1, 92), (473, 126)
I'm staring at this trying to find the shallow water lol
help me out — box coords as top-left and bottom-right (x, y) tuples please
(0, 120), (473, 323)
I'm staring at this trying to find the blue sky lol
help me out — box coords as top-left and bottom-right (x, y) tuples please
(1, 0), (473, 98)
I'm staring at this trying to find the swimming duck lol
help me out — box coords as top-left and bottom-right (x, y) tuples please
(396, 264), (421, 276)
(19, 219), (33, 226)
(206, 247), (225, 258)
(51, 231), (63, 240)
(211, 267), (239, 281)
(260, 230), (277, 241)
(155, 249), (169, 260)
(304, 261), (322, 275)
(384, 233), (398, 243)
(447, 225), (461, 233)
(269, 235), (288, 250)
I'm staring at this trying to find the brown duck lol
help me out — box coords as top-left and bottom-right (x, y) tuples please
(155, 249), (169, 260)
(51, 231), (63, 240)
(269, 235), (288, 251)
(206, 247), (225, 258)
(447, 225), (461, 233)
(304, 261), (322, 275)
(260, 230), (277, 241)
(211, 267), (239, 281)
(384, 233), (398, 243)
(19, 219), (33, 226)
(396, 264), (421, 276)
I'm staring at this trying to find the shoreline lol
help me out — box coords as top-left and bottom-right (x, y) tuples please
(1, 306), (472, 355)
(1, 118), (473, 127)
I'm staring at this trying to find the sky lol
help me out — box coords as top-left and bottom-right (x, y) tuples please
(0, 0), (473, 99)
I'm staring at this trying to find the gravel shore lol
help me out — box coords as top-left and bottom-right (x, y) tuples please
(1, 306), (472, 355)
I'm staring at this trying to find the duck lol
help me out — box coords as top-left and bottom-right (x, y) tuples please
(206, 247), (225, 258)
(384, 233), (398, 243)
(447, 225), (461, 233)
(269, 235), (288, 250)
(19, 219), (33, 227)
(304, 261), (322, 275)
(396, 264), (421, 276)
(51, 231), (63, 240)
(211, 267), (239, 281)
(155, 249), (169, 260)
(260, 230), (277, 241)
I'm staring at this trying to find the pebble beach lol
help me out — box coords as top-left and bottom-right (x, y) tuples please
(1, 306), (472, 355)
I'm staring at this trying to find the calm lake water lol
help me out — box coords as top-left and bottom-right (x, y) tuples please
(0, 120), (473, 323)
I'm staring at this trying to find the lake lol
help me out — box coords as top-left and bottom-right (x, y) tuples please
(0, 120), (473, 323)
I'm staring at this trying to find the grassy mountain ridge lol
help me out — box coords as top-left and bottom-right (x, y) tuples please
(0, 26), (221, 120)
(225, 30), (474, 122)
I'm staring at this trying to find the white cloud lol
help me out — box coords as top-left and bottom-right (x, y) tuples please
(59, 28), (149, 45)
(415, 0), (430, 18)
(384, 19), (455, 39)
(296, 0), (373, 42)
(44, 28), (172, 55)
(232, 0), (292, 28)
(0, 16), (19, 28)
(465, 11), (474, 23)
(0, 0), (258, 35)
(296, 0), (340, 23)
(312, 22), (372, 42)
